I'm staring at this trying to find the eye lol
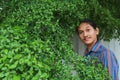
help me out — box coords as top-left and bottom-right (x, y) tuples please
(78, 31), (83, 34)
(86, 29), (90, 32)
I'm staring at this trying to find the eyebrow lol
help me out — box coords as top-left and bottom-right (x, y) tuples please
(85, 26), (91, 28)
(78, 26), (91, 31)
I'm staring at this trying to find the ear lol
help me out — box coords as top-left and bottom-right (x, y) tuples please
(96, 27), (99, 35)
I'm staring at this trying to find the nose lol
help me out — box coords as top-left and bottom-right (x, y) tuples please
(83, 32), (87, 37)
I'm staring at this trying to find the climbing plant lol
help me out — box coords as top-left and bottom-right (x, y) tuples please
(0, 0), (117, 79)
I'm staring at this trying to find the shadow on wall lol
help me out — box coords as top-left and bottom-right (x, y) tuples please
(73, 33), (120, 79)
(73, 33), (85, 56)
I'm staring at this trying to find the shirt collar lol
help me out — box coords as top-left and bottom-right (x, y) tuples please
(85, 40), (101, 54)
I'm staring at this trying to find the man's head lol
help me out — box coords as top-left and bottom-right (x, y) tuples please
(77, 19), (99, 46)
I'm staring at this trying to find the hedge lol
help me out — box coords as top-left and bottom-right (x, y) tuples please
(0, 0), (114, 79)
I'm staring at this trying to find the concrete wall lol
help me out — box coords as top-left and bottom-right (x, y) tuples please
(73, 34), (120, 79)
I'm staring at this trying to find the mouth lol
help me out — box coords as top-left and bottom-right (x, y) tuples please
(83, 37), (90, 41)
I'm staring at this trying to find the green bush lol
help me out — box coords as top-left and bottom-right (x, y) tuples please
(0, 0), (115, 79)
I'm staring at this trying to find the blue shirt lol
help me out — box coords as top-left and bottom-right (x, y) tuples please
(85, 41), (119, 80)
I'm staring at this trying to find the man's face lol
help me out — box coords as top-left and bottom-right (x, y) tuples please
(78, 23), (99, 46)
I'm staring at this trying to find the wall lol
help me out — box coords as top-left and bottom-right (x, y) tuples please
(73, 34), (120, 79)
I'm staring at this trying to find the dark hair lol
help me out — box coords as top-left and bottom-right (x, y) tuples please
(80, 19), (97, 29)
(76, 19), (97, 33)
(76, 19), (100, 40)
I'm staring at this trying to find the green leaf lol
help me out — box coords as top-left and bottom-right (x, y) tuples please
(0, 72), (4, 78)
(9, 61), (18, 69)
(13, 75), (21, 80)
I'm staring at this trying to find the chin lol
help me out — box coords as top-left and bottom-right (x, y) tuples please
(84, 41), (92, 45)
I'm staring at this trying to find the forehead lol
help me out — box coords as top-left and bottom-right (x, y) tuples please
(78, 23), (93, 30)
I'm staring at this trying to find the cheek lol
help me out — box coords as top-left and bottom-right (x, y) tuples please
(92, 33), (98, 39)
(79, 34), (83, 39)
(90, 31), (97, 36)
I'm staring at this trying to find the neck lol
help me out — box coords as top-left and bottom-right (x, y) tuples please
(86, 40), (98, 52)
(87, 45), (93, 52)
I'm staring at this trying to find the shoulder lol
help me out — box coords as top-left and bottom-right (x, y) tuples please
(97, 43), (108, 53)
(100, 44), (116, 60)
(98, 43), (116, 58)
(93, 41), (115, 57)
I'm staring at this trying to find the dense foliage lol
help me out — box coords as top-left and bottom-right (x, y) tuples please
(0, 0), (118, 79)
